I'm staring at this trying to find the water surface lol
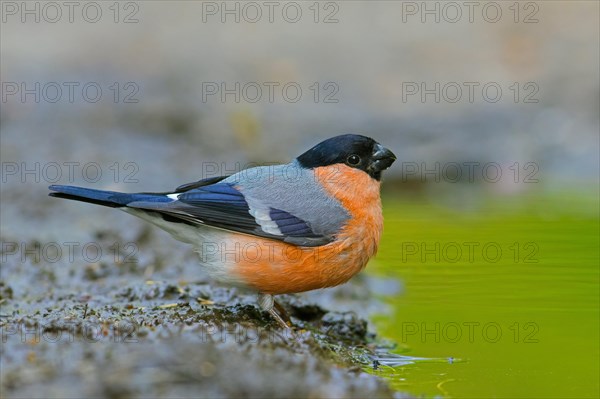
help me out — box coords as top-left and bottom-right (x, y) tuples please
(370, 189), (599, 398)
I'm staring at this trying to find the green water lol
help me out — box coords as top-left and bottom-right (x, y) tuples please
(369, 190), (599, 398)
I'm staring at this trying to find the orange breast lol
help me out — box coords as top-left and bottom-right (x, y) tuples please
(231, 165), (384, 294)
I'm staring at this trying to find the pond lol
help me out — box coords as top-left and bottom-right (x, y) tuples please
(369, 189), (599, 398)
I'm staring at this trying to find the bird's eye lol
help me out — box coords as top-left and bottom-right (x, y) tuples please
(347, 154), (361, 165)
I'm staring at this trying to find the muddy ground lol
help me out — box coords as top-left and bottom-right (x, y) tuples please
(1, 220), (406, 399)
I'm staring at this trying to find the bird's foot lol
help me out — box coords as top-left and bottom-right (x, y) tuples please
(257, 293), (292, 329)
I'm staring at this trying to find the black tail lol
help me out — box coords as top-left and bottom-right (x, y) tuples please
(48, 185), (166, 208)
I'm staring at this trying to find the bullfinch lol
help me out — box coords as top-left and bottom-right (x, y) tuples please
(49, 134), (396, 327)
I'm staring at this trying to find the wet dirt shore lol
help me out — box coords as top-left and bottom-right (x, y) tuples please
(1, 223), (403, 399)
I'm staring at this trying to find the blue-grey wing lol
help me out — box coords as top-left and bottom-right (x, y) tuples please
(127, 182), (333, 247)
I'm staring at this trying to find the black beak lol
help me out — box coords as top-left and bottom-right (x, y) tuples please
(371, 143), (396, 173)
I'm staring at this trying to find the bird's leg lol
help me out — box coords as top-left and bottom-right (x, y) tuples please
(273, 300), (292, 324)
(257, 293), (290, 329)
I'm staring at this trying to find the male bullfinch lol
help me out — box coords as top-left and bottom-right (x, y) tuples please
(49, 134), (396, 328)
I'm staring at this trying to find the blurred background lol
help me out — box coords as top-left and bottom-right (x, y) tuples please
(1, 1), (599, 398)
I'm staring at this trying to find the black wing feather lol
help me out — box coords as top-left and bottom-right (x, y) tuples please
(174, 176), (229, 192)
